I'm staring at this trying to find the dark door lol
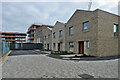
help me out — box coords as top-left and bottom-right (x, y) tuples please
(58, 43), (60, 51)
(79, 41), (84, 54)
(47, 44), (49, 50)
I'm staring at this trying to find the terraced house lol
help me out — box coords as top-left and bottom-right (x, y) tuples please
(65, 9), (119, 57)
(35, 25), (53, 50)
(52, 21), (66, 51)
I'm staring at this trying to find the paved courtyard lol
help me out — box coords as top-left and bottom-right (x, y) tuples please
(2, 50), (119, 78)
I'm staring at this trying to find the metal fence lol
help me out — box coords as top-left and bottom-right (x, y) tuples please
(2, 41), (10, 56)
(0, 38), (2, 57)
(10, 43), (43, 50)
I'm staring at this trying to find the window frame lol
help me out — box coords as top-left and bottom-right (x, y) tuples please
(53, 32), (56, 38)
(69, 26), (74, 35)
(44, 36), (46, 40)
(86, 40), (89, 49)
(53, 43), (56, 48)
(83, 21), (90, 31)
(48, 34), (50, 38)
(59, 30), (63, 37)
(69, 41), (74, 48)
(113, 24), (118, 38)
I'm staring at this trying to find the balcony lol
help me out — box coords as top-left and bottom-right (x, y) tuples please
(2, 39), (26, 42)
(27, 28), (36, 33)
(0, 35), (26, 38)
(28, 37), (35, 40)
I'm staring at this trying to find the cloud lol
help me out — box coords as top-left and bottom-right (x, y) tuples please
(2, 2), (119, 33)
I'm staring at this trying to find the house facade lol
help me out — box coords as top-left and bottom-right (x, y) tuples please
(35, 25), (53, 50)
(52, 21), (66, 51)
(65, 9), (119, 57)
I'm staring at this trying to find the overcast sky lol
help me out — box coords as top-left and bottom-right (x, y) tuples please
(2, 0), (119, 33)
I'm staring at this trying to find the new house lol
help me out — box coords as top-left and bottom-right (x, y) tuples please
(35, 25), (53, 50)
(65, 9), (119, 57)
(52, 21), (66, 51)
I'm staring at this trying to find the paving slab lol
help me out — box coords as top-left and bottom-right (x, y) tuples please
(2, 50), (119, 78)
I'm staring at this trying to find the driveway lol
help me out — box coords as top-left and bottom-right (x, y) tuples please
(2, 50), (119, 78)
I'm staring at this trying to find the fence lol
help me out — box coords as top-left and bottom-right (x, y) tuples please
(10, 43), (43, 50)
(2, 41), (10, 56)
(0, 38), (2, 57)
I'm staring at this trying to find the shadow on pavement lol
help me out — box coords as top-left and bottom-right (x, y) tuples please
(8, 50), (44, 56)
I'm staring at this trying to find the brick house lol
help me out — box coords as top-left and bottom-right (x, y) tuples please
(52, 21), (66, 51)
(35, 25), (53, 50)
(65, 9), (119, 57)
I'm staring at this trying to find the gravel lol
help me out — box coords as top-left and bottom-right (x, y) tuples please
(2, 50), (119, 78)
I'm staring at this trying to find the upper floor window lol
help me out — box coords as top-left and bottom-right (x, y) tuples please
(59, 30), (63, 37)
(83, 21), (89, 30)
(69, 26), (74, 35)
(44, 36), (46, 40)
(53, 32), (56, 38)
(114, 24), (118, 38)
(69, 41), (74, 48)
(53, 43), (56, 48)
(48, 34), (50, 38)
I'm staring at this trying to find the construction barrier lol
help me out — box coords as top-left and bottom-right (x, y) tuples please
(2, 41), (10, 56)
(0, 38), (2, 58)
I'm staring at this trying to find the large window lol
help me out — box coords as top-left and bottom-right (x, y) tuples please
(53, 32), (56, 38)
(69, 26), (74, 35)
(53, 43), (56, 48)
(69, 42), (74, 48)
(114, 24), (118, 37)
(59, 30), (63, 37)
(83, 21), (89, 30)
(86, 40), (89, 49)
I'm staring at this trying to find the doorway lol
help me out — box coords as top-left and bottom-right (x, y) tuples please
(47, 44), (49, 50)
(78, 41), (84, 54)
(58, 43), (60, 51)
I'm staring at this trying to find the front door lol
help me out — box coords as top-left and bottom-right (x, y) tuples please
(58, 43), (60, 51)
(47, 44), (49, 50)
(79, 41), (84, 54)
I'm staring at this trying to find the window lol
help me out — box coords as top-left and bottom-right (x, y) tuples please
(114, 24), (118, 37)
(59, 30), (63, 37)
(53, 32), (56, 38)
(86, 40), (89, 49)
(53, 43), (56, 48)
(44, 36), (46, 40)
(83, 21), (89, 30)
(45, 44), (46, 47)
(69, 26), (74, 35)
(48, 34), (50, 38)
(69, 42), (74, 48)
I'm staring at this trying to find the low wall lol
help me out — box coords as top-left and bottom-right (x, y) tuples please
(10, 43), (43, 50)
